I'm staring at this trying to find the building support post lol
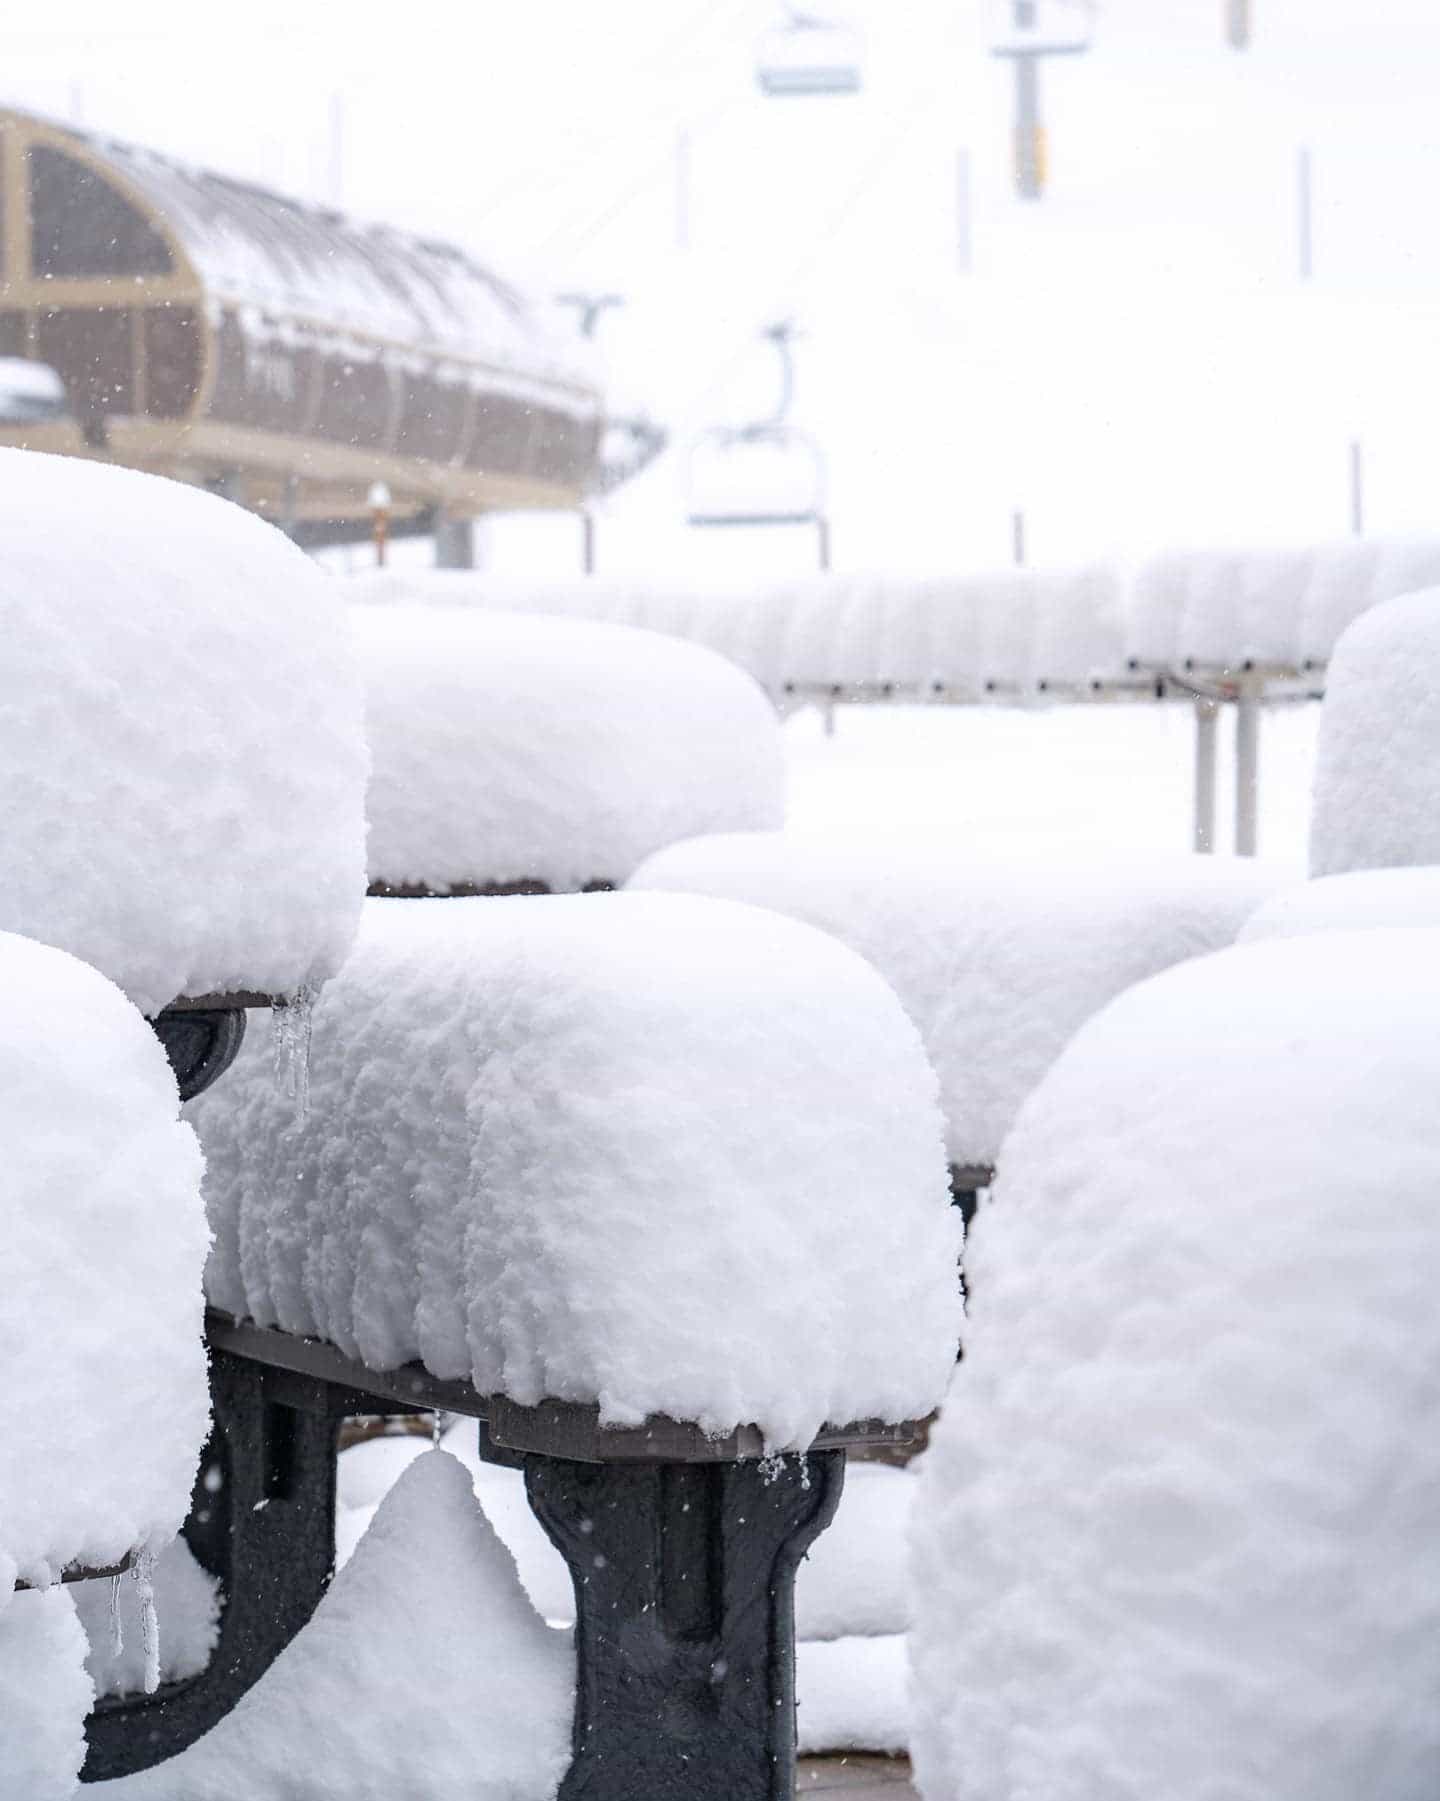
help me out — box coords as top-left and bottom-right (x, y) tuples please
(434, 512), (476, 570)
(1193, 696), (1219, 855)
(1234, 678), (1262, 857)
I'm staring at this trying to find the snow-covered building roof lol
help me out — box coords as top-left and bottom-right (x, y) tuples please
(0, 108), (603, 528)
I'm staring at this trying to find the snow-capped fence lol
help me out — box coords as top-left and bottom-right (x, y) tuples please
(349, 536), (1440, 857)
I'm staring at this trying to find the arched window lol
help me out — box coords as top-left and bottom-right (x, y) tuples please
(29, 145), (173, 279)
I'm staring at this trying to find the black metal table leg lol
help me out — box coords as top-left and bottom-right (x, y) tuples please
(81, 1347), (355, 1781)
(526, 1450), (845, 1801)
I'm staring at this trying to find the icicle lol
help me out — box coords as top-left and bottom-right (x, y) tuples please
(758, 1449), (786, 1487)
(108, 1571), (124, 1658)
(430, 1409), (443, 1448)
(272, 983), (318, 1120)
(131, 1547), (160, 1695)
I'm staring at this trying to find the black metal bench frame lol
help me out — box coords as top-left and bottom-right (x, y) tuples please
(78, 999), (920, 1799)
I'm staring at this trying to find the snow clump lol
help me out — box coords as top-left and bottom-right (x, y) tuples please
(0, 451), (366, 1013)
(0, 930), (209, 1592)
(1310, 588), (1440, 876)
(191, 892), (959, 1449)
(99, 1451), (573, 1801)
(1240, 866), (1440, 941)
(909, 929), (1440, 1801)
(631, 834), (1283, 1166)
(352, 604), (783, 894)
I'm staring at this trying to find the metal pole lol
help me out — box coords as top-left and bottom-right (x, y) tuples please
(582, 509), (596, 575)
(1193, 697), (1219, 854)
(1297, 145), (1313, 281)
(1012, 509), (1027, 567)
(1227, 0), (1251, 48)
(1014, 55), (1043, 200)
(816, 515), (832, 572)
(328, 93), (345, 210)
(1349, 438), (1365, 537)
(957, 148), (973, 273)
(676, 129), (691, 252)
(1234, 679), (1261, 857)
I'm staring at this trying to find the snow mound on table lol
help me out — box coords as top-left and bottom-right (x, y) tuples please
(102, 1451), (573, 1801)
(352, 605), (782, 894)
(0, 451), (366, 1013)
(1240, 866), (1440, 941)
(191, 892), (959, 1449)
(0, 1588), (93, 1801)
(0, 930), (209, 1591)
(631, 834), (1283, 1167)
(909, 930), (1440, 1801)
(1310, 589), (1440, 876)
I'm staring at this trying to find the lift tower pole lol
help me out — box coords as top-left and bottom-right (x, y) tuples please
(991, 2), (1092, 202)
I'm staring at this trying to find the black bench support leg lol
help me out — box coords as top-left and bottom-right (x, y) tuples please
(526, 1449), (845, 1801)
(81, 1346), (345, 1781)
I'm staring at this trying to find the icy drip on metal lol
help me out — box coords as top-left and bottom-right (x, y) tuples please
(108, 1570), (124, 1658)
(271, 984), (318, 1121)
(130, 1547), (160, 1694)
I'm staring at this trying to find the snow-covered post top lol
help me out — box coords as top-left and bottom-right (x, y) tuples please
(0, 931), (209, 1593)
(1309, 588), (1440, 877)
(352, 605), (783, 894)
(0, 451), (367, 1015)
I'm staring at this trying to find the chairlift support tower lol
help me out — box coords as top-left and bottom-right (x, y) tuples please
(990, 0), (1094, 201)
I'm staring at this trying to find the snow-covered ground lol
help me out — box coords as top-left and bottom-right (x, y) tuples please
(783, 697), (1318, 865)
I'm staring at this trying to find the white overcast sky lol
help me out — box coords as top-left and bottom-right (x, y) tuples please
(6, 1), (1440, 566)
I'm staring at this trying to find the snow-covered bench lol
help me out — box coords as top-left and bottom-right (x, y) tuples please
(122, 893), (961, 1799)
(630, 839), (1283, 1215)
(353, 603), (783, 896)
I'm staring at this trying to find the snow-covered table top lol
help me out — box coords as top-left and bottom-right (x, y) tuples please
(910, 927), (1440, 1801)
(0, 451), (367, 1016)
(190, 893), (960, 1452)
(631, 833), (1285, 1168)
(1309, 588), (1440, 877)
(0, 931), (209, 1597)
(352, 605), (784, 895)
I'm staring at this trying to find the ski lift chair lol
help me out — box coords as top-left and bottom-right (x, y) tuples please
(686, 322), (833, 570)
(756, 7), (862, 97)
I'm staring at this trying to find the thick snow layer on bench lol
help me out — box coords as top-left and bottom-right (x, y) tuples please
(191, 893), (959, 1448)
(0, 932), (209, 1593)
(1310, 590), (1440, 876)
(0, 452), (366, 1013)
(910, 931), (1440, 1801)
(105, 1452), (574, 1801)
(0, 1589), (92, 1801)
(1240, 867), (1440, 941)
(630, 834), (1283, 1167)
(353, 605), (783, 893)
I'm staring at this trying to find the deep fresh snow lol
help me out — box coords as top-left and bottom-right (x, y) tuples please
(0, 931), (208, 1594)
(1310, 589), (1440, 875)
(0, 452), (367, 1014)
(190, 892), (960, 1448)
(351, 602), (782, 892)
(1241, 866), (1440, 942)
(99, 1453), (574, 1801)
(910, 929), (1440, 1800)
(632, 835), (1284, 1165)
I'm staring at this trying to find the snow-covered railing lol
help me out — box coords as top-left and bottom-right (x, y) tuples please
(349, 535), (1440, 857)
